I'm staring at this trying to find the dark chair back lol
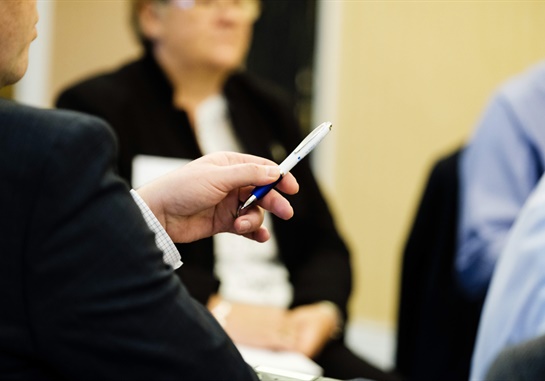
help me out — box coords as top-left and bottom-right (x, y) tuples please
(395, 148), (484, 380)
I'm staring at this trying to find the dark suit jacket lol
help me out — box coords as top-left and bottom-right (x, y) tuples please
(0, 98), (258, 380)
(56, 53), (352, 321)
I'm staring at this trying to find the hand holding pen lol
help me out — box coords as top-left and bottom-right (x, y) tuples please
(237, 121), (332, 216)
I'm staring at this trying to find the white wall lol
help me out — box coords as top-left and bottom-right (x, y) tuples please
(14, 0), (54, 107)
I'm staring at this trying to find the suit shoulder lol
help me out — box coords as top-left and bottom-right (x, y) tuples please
(1, 100), (116, 154)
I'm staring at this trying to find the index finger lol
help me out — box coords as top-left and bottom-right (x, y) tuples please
(214, 162), (299, 196)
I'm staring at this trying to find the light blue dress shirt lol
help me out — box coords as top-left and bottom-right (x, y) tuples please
(457, 61), (545, 299)
(470, 173), (545, 381)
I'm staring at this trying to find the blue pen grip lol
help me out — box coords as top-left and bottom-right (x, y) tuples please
(252, 176), (283, 200)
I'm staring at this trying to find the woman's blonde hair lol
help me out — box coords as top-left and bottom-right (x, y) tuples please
(129, 0), (261, 50)
(129, 0), (166, 49)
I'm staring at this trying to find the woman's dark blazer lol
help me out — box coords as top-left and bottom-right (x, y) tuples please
(56, 53), (352, 321)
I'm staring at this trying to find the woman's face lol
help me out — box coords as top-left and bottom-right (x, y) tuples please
(143, 0), (259, 74)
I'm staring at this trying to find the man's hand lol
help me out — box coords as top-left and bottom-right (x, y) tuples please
(136, 151), (298, 243)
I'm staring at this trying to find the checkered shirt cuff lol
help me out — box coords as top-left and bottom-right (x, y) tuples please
(130, 189), (182, 269)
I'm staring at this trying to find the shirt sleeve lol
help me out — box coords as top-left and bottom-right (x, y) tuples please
(456, 92), (542, 299)
(130, 189), (182, 269)
(470, 174), (545, 381)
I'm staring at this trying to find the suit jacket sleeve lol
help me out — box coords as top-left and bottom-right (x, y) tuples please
(25, 111), (257, 380)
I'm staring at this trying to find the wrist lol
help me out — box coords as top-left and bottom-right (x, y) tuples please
(134, 187), (166, 229)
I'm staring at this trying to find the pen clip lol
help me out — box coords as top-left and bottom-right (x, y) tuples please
(293, 122), (332, 154)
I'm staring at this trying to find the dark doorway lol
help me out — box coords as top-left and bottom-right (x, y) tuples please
(246, 0), (317, 133)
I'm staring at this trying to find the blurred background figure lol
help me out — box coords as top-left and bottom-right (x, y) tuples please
(470, 172), (545, 380)
(55, 1), (399, 380)
(456, 60), (545, 302)
(398, 59), (545, 381)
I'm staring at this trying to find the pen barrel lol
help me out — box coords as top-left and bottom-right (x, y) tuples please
(279, 122), (331, 174)
(279, 154), (300, 174)
(252, 176), (283, 200)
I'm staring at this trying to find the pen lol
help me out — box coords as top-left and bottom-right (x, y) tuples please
(237, 121), (333, 216)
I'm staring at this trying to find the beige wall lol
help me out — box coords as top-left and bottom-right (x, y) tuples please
(47, 1), (545, 327)
(334, 1), (545, 325)
(48, 0), (140, 107)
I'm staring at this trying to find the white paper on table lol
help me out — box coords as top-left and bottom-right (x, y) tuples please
(132, 155), (191, 188)
(236, 344), (323, 376)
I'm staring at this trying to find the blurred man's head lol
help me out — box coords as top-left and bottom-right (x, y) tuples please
(130, 0), (260, 74)
(0, 0), (38, 88)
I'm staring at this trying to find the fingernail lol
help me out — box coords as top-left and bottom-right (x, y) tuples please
(239, 220), (251, 233)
